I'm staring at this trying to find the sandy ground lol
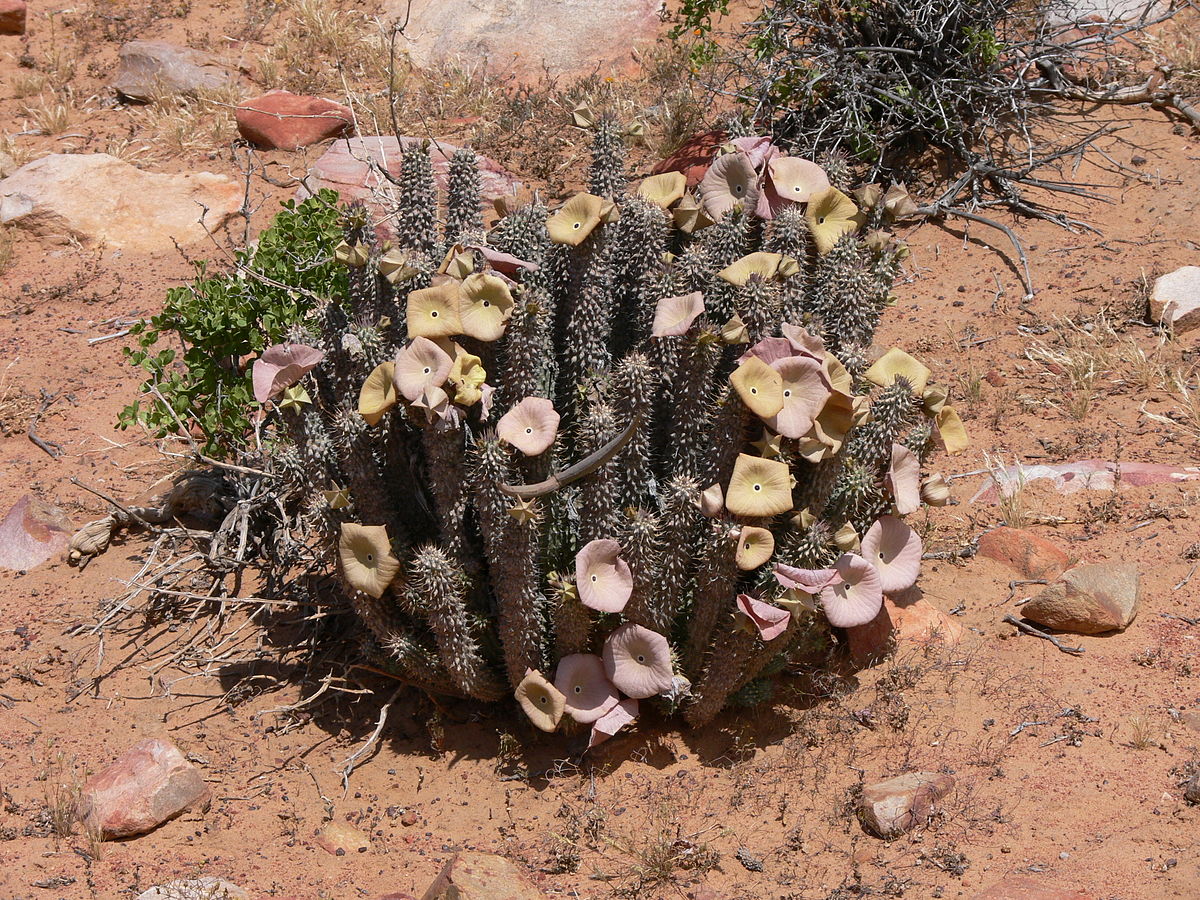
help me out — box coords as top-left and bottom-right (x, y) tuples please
(2, 3), (1199, 898)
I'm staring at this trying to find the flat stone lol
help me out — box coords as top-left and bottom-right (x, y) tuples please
(0, 0), (26, 35)
(0, 495), (73, 572)
(1, 154), (242, 251)
(971, 459), (1200, 502)
(1022, 562), (1139, 634)
(858, 771), (955, 839)
(421, 851), (545, 900)
(1045, 0), (1166, 26)
(1149, 266), (1200, 335)
(236, 91), (354, 151)
(847, 592), (964, 665)
(137, 879), (248, 900)
(78, 737), (209, 838)
(972, 876), (1093, 898)
(113, 40), (237, 103)
(317, 821), (371, 855)
(384, 0), (661, 82)
(297, 136), (521, 240)
(978, 527), (1073, 580)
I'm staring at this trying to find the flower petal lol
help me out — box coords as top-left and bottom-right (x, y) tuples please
(735, 593), (791, 641)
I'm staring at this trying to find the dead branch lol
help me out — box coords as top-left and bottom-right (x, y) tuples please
(1002, 614), (1085, 655)
(27, 388), (62, 458)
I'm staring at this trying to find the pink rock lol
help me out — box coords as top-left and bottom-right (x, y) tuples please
(1150, 265), (1200, 335)
(297, 136), (522, 240)
(847, 592), (963, 665)
(977, 527), (1072, 580)
(78, 738), (209, 838)
(0, 495), (72, 572)
(652, 130), (726, 189)
(972, 876), (1093, 899)
(236, 91), (354, 151)
(420, 851), (545, 899)
(385, 0), (661, 82)
(0, 0), (26, 35)
(858, 771), (955, 839)
(971, 459), (1200, 502)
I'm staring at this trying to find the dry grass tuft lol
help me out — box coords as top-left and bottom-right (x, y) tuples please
(0, 229), (13, 279)
(130, 84), (242, 158)
(1143, 369), (1200, 444)
(20, 96), (75, 136)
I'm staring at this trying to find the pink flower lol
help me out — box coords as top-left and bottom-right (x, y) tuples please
(252, 343), (324, 403)
(735, 594), (791, 641)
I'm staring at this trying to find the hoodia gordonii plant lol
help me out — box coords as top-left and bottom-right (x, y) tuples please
(254, 124), (969, 740)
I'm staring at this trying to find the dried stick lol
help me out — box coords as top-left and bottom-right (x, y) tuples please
(340, 684), (404, 793)
(915, 205), (1036, 300)
(28, 389), (63, 458)
(1002, 614), (1085, 656)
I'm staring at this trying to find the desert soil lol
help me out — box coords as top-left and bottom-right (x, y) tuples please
(1, 2), (1199, 899)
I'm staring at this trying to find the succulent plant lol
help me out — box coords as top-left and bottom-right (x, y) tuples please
(253, 126), (965, 741)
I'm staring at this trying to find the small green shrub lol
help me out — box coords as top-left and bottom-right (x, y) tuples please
(118, 190), (346, 457)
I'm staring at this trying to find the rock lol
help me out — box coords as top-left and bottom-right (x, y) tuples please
(1179, 710), (1200, 733)
(317, 821), (371, 855)
(1, 154), (242, 251)
(385, 0), (661, 82)
(0, 0), (26, 35)
(0, 495), (73, 572)
(1149, 266), (1200, 335)
(420, 851), (545, 899)
(0, 151), (16, 178)
(1046, 0), (1166, 26)
(972, 876), (1093, 899)
(137, 879), (249, 900)
(978, 527), (1072, 579)
(847, 592), (964, 665)
(113, 40), (237, 103)
(1022, 562), (1139, 634)
(971, 459), (1200, 502)
(236, 91), (354, 151)
(1183, 774), (1200, 804)
(297, 136), (521, 240)
(858, 771), (955, 839)
(651, 130), (726, 188)
(78, 737), (209, 838)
